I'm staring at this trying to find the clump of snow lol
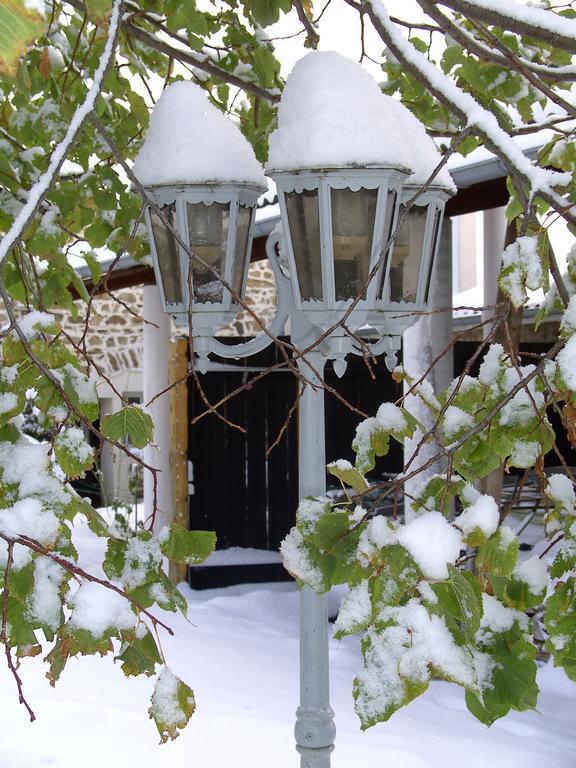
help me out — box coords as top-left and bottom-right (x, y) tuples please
(355, 600), (479, 723)
(461, 483), (480, 504)
(69, 582), (136, 638)
(514, 556), (549, 595)
(353, 417), (380, 458)
(456, 494), (499, 540)
(47, 46), (65, 71)
(397, 511), (462, 580)
(17, 311), (56, 339)
(498, 365), (544, 428)
(133, 81), (266, 188)
(478, 344), (504, 385)
(417, 580), (438, 605)
(120, 536), (162, 590)
(0, 439), (70, 506)
(328, 459), (354, 472)
(509, 440), (540, 468)
(280, 528), (323, 592)
(334, 580), (371, 635)
(545, 473), (575, 515)
(296, 496), (330, 534)
(26, 558), (66, 632)
(476, 593), (528, 644)
(500, 236), (543, 308)
(560, 295), (576, 338)
(267, 51), (455, 191)
(56, 427), (94, 464)
(0, 364), (18, 385)
(63, 364), (98, 405)
(0, 392), (18, 415)
(558, 336), (576, 390)
(0, 497), (59, 548)
(413, 378), (441, 410)
(376, 402), (407, 433)
(498, 525), (517, 550)
(442, 406), (475, 440)
(150, 668), (188, 728)
(357, 515), (398, 565)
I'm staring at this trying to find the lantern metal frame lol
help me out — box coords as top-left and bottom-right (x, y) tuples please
(367, 184), (452, 336)
(144, 182), (265, 327)
(273, 166), (409, 330)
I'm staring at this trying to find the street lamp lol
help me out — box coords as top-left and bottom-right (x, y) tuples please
(136, 52), (454, 768)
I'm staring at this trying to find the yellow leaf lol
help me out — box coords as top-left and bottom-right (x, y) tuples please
(39, 44), (50, 78)
(0, 0), (47, 78)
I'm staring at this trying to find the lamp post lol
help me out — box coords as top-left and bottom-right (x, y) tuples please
(136, 53), (454, 768)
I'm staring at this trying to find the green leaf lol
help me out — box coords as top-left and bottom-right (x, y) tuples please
(371, 544), (421, 609)
(504, 575), (546, 611)
(103, 538), (127, 581)
(84, 0), (112, 26)
(353, 421), (390, 474)
(544, 578), (576, 680)
(117, 627), (162, 677)
(68, 493), (109, 536)
(438, 565), (482, 641)
(101, 405), (154, 449)
(54, 427), (95, 478)
(242, 0), (291, 27)
(470, 626), (538, 724)
(149, 669), (196, 743)
(0, 388), (25, 426)
(311, 512), (350, 551)
(327, 461), (369, 493)
(476, 527), (519, 578)
(160, 526), (216, 565)
(0, 0), (47, 78)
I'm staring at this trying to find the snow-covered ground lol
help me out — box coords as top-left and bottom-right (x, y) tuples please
(0, 517), (574, 768)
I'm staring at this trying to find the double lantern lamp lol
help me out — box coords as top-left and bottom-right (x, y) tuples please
(143, 171), (452, 366)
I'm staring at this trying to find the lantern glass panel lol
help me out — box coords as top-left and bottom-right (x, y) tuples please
(150, 204), (183, 306)
(331, 187), (378, 301)
(390, 204), (427, 303)
(376, 190), (398, 299)
(285, 189), (322, 301)
(424, 206), (442, 304)
(231, 205), (252, 299)
(186, 202), (229, 304)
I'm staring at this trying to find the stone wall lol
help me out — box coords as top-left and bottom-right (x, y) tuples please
(0, 260), (278, 375)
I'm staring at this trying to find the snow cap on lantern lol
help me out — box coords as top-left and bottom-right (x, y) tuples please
(267, 50), (454, 191)
(133, 80), (266, 187)
(266, 52), (411, 326)
(135, 81), (266, 322)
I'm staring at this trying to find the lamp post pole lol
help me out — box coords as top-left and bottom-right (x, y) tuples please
(294, 350), (336, 767)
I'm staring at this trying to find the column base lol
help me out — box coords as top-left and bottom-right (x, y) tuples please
(297, 745), (334, 768)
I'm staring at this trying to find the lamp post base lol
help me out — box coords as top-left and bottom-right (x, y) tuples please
(296, 745), (335, 768)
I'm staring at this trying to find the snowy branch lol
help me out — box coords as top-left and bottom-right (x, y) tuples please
(0, 0), (124, 266)
(437, 0), (576, 54)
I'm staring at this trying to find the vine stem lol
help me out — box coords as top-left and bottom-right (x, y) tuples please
(1, 542), (36, 722)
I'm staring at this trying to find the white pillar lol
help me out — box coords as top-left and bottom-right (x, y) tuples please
(143, 284), (172, 532)
(482, 206), (507, 334)
(403, 220), (453, 520)
(295, 351), (335, 768)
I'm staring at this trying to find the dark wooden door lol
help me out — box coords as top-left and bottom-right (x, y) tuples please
(188, 343), (403, 552)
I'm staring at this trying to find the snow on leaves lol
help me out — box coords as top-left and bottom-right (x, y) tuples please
(283, 374), (576, 728)
(149, 668), (196, 744)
